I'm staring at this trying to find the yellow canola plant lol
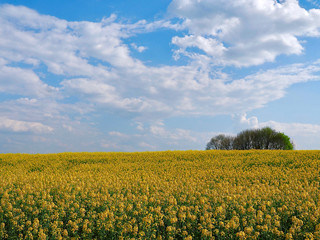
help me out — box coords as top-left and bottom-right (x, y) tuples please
(0, 150), (320, 239)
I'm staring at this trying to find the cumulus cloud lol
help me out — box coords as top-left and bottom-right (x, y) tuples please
(237, 113), (259, 129)
(169, 0), (320, 66)
(1, 3), (320, 120)
(65, 61), (320, 119)
(0, 3), (320, 152)
(0, 117), (53, 133)
(0, 61), (56, 98)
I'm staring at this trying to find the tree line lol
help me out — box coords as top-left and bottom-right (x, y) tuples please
(206, 127), (294, 150)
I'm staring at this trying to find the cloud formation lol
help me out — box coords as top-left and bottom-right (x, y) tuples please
(0, 117), (53, 133)
(0, 61), (56, 97)
(1, 3), (319, 121)
(0, 2), (319, 152)
(169, 0), (320, 66)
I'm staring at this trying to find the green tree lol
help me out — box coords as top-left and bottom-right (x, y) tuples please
(233, 127), (294, 150)
(269, 132), (294, 150)
(206, 127), (294, 150)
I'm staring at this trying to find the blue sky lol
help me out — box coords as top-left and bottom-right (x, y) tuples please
(0, 0), (320, 153)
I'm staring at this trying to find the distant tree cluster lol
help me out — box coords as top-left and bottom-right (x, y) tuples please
(206, 127), (294, 150)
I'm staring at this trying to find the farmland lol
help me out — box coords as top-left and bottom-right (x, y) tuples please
(1, 150), (320, 239)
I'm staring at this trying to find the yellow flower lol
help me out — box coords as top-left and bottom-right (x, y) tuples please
(167, 226), (173, 232)
(236, 231), (246, 239)
(244, 226), (253, 235)
(63, 229), (68, 237)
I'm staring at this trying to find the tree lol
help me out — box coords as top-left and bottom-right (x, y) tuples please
(269, 132), (294, 150)
(232, 129), (251, 150)
(206, 134), (234, 150)
(206, 127), (294, 150)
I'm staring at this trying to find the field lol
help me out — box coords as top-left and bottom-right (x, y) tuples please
(1, 150), (320, 239)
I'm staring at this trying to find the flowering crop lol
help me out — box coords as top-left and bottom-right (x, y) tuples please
(1, 150), (320, 239)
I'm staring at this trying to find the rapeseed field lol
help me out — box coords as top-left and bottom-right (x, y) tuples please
(0, 150), (320, 239)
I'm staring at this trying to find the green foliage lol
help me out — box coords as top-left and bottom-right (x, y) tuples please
(207, 127), (294, 150)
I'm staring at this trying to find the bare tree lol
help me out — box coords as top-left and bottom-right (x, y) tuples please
(206, 134), (234, 150)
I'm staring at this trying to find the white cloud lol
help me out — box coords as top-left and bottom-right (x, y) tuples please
(61, 77), (172, 114)
(261, 121), (320, 136)
(108, 131), (128, 138)
(0, 4), (66, 30)
(235, 114), (320, 149)
(138, 141), (156, 149)
(0, 62), (56, 98)
(149, 121), (197, 143)
(131, 43), (147, 52)
(1, 4), (319, 121)
(0, 4), (144, 77)
(98, 121), (215, 151)
(0, 117), (53, 133)
(172, 35), (226, 59)
(62, 124), (74, 132)
(135, 122), (145, 131)
(0, 4), (320, 152)
(237, 113), (259, 129)
(169, 0), (320, 66)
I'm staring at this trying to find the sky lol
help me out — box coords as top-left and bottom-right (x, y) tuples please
(0, 0), (320, 153)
